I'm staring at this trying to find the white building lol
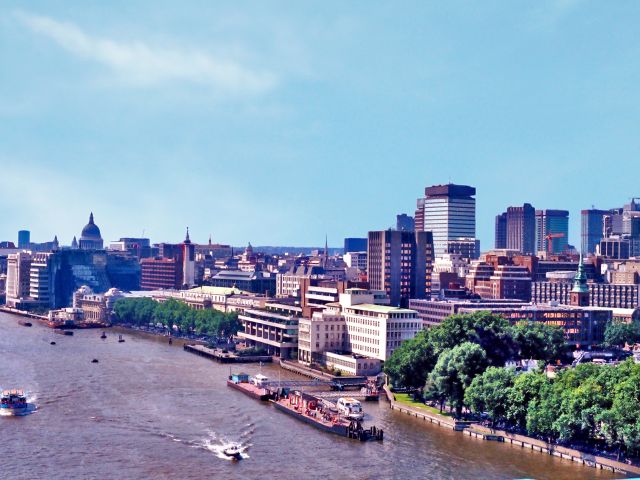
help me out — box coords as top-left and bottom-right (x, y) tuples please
(5, 251), (31, 307)
(29, 252), (54, 306)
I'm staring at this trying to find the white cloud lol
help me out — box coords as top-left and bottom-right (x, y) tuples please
(16, 11), (277, 94)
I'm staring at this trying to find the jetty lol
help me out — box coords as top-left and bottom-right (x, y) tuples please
(184, 344), (272, 363)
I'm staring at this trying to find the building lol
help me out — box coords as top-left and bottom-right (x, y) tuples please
(73, 285), (124, 323)
(343, 251), (367, 272)
(237, 302), (301, 358)
(533, 280), (640, 309)
(109, 237), (152, 259)
(105, 252), (141, 291)
(445, 238), (480, 260)
(409, 298), (609, 346)
(342, 302), (421, 361)
(599, 237), (630, 260)
(29, 252), (54, 306)
(140, 258), (182, 290)
(182, 228), (196, 287)
(5, 251), (32, 307)
(582, 209), (608, 255)
(344, 238), (368, 254)
(298, 309), (347, 365)
(495, 212), (507, 249)
(18, 230), (30, 249)
(208, 270), (276, 296)
(465, 261), (532, 301)
(79, 213), (104, 250)
(496, 204), (536, 254)
(535, 210), (569, 254)
(367, 229), (433, 307)
(276, 265), (325, 298)
(415, 184), (476, 257)
(396, 214), (415, 232)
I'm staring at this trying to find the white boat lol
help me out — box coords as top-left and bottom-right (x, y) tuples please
(222, 444), (243, 460)
(251, 374), (269, 387)
(1, 389), (28, 415)
(336, 397), (364, 420)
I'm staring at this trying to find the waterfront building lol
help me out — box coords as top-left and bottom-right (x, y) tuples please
(344, 238), (368, 254)
(17, 230), (30, 249)
(79, 213), (104, 250)
(367, 229), (433, 307)
(396, 213), (415, 232)
(29, 252), (54, 306)
(414, 184), (476, 257)
(342, 300), (421, 361)
(73, 285), (124, 322)
(5, 251), (32, 307)
(237, 302), (301, 358)
(535, 210), (569, 254)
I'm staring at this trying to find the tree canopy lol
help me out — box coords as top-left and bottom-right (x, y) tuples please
(112, 297), (241, 338)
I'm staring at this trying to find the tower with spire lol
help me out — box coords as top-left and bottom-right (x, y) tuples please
(182, 227), (195, 288)
(570, 253), (590, 306)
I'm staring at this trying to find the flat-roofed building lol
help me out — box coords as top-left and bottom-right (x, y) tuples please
(237, 302), (301, 359)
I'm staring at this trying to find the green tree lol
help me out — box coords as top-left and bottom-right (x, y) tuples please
(465, 366), (515, 427)
(384, 330), (437, 388)
(507, 371), (547, 430)
(604, 320), (640, 348)
(429, 312), (515, 366)
(425, 342), (487, 417)
(511, 322), (567, 364)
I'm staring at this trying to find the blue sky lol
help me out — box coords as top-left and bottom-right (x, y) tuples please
(1, 1), (639, 248)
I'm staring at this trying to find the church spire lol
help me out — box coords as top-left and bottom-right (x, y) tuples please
(572, 253), (588, 293)
(89, 212), (94, 224)
(184, 227), (191, 244)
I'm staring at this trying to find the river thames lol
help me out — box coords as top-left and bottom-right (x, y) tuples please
(0, 312), (618, 480)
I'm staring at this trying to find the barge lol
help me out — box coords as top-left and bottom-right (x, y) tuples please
(271, 390), (383, 442)
(226, 373), (273, 401)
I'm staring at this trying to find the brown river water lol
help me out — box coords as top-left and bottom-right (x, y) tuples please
(0, 311), (619, 480)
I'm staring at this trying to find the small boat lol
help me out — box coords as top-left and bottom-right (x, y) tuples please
(18, 320), (32, 327)
(337, 397), (365, 421)
(1, 389), (28, 415)
(63, 330), (73, 336)
(91, 359), (99, 363)
(100, 332), (107, 339)
(222, 444), (243, 460)
(168, 337), (173, 345)
(118, 335), (125, 343)
(50, 341), (56, 345)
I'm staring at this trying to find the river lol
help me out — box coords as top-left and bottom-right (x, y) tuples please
(0, 311), (618, 480)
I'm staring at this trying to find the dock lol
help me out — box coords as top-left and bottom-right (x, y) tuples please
(184, 344), (273, 363)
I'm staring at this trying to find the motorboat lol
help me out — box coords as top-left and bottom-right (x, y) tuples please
(337, 397), (365, 420)
(100, 332), (107, 339)
(222, 444), (243, 460)
(1, 389), (28, 415)
(118, 335), (125, 343)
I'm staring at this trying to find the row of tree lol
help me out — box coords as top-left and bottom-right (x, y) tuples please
(385, 311), (640, 456)
(112, 297), (241, 338)
(465, 360), (640, 456)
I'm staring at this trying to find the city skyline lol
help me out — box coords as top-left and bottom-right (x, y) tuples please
(3, 2), (640, 247)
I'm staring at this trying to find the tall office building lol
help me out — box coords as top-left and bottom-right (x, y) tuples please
(367, 229), (433, 307)
(496, 204), (536, 254)
(414, 184), (476, 257)
(495, 213), (507, 249)
(17, 230), (30, 249)
(581, 209), (608, 255)
(535, 210), (569, 254)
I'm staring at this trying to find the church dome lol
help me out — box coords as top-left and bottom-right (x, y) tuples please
(81, 212), (102, 240)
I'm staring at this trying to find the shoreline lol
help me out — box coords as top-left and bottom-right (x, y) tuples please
(383, 386), (640, 476)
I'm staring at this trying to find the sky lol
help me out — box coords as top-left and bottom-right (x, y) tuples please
(1, 1), (640, 248)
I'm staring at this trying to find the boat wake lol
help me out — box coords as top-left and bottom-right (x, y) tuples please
(194, 430), (251, 461)
(0, 403), (37, 417)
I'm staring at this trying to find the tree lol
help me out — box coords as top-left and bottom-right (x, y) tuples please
(511, 322), (567, 364)
(465, 366), (515, 427)
(425, 342), (487, 417)
(429, 312), (516, 367)
(384, 330), (437, 389)
(506, 371), (547, 430)
(604, 320), (640, 348)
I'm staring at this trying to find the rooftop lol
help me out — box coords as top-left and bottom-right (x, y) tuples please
(346, 303), (417, 314)
(187, 286), (249, 296)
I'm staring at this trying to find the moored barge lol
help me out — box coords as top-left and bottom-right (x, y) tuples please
(226, 373), (273, 401)
(271, 390), (383, 442)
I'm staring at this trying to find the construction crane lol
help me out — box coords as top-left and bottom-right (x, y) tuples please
(545, 232), (565, 255)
